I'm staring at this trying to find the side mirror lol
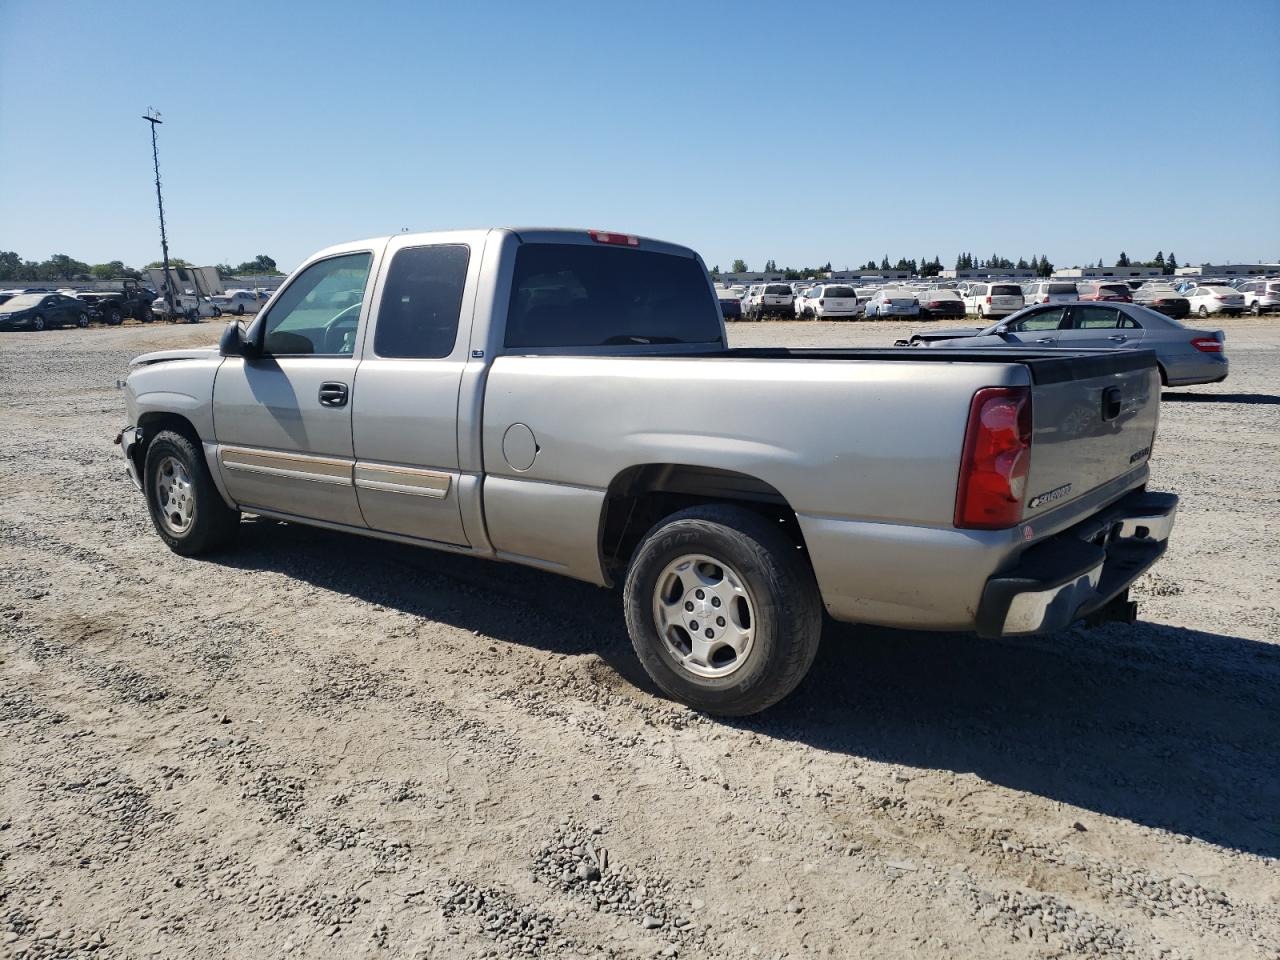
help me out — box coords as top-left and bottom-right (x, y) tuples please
(220, 318), (261, 358)
(995, 324), (1010, 335)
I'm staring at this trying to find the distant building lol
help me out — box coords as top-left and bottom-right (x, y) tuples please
(717, 272), (786, 283)
(1174, 263), (1279, 277)
(940, 268), (1035, 279)
(1055, 266), (1164, 279)
(828, 269), (910, 280)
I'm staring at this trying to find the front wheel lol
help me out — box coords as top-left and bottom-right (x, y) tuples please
(31, 314), (46, 331)
(77, 311), (91, 328)
(106, 308), (123, 325)
(143, 430), (240, 555)
(1198, 305), (1209, 318)
(1251, 302), (1262, 316)
(623, 504), (823, 716)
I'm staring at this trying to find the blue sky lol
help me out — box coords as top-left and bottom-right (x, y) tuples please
(2, 0), (1277, 273)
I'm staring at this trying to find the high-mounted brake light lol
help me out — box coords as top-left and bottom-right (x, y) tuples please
(588, 230), (640, 247)
(955, 386), (1032, 530)
(1190, 337), (1222, 353)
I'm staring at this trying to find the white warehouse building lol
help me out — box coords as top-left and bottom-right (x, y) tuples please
(1055, 266), (1164, 279)
(1174, 263), (1279, 277)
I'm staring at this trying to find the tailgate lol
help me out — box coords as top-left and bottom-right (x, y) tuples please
(1023, 352), (1160, 518)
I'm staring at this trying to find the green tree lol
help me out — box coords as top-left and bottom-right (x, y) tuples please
(43, 254), (91, 280)
(146, 258), (193, 269)
(1165, 252), (1177, 275)
(234, 254), (279, 275)
(1152, 251), (1165, 270)
(0, 250), (22, 282)
(731, 259), (748, 273)
(90, 260), (140, 280)
(1116, 251), (1130, 267)
(879, 255), (890, 271)
(709, 265), (721, 278)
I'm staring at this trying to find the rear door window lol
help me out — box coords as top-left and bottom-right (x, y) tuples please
(505, 243), (721, 348)
(765, 284), (792, 295)
(991, 284), (1022, 296)
(374, 244), (470, 359)
(1048, 283), (1078, 295)
(1071, 306), (1122, 329)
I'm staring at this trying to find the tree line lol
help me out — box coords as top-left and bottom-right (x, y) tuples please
(0, 251), (282, 283)
(713, 249), (1185, 280)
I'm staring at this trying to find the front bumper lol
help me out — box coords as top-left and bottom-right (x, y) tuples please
(116, 425), (142, 490)
(975, 490), (1178, 638)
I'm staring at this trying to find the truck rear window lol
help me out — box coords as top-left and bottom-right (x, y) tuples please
(505, 243), (722, 348)
(991, 285), (1022, 296)
(764, 285), (792, 295)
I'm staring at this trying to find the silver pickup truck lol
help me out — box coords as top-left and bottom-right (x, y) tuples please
(118, 228), (1178, 715)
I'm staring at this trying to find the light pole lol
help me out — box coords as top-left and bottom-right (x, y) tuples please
(142, 108), (175, 316)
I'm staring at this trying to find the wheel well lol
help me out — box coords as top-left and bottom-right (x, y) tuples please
(134, 412), (202, 471)
(1156, 362), (1168, 387)
(598, 464), (809, 583)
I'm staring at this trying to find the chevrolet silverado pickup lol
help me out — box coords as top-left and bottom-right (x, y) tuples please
(118, 228), (1178, 715)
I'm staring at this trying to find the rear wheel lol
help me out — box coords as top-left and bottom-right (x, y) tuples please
(143, 430), (239, 555)
(1251, 302), (1262, 316)
(31, 314), (46, 331)
(106, 307), (123, 325)
(77, 311), (90, 328)
(623, 504), (823, 716)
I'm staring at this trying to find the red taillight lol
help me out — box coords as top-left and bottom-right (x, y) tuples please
(985, 295), (992, 304)
(588, 230), (640, 247)
(1040, 296), (1049, 303)
(955, 387), (1032, 530)
(1190, 337), (1222, 353)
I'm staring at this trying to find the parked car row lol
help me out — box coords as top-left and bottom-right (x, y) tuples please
(0, 285), (272, 331)
(712, 274), (1278, 322)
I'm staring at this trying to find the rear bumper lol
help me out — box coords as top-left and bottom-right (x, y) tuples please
(974, 490), (1177, 638)
(1165, 353), (1228, 386)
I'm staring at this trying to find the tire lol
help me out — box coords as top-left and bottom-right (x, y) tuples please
(236, 304), (245, 316)
(1251, 302), (1262, 317)
(31, 314), (46, 331)
(77, 312), (90, 328)
(140, 308), (154, 324)
(1198, 305), (1209, 318)
(976, 306), (985, 320)
(106, 308), (123, 325)
(623, 504), (823, 716)
(143, 430), (240, 556)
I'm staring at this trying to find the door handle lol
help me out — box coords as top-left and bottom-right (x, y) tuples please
(318, 381), (349, 407)
(1108, 335), (1127, 342)
(1034, 337), (1055, 344)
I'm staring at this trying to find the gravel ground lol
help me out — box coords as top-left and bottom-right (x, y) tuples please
(2, 317), (1278, 960)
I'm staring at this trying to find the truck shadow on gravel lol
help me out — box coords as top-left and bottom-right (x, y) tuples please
(756, 619), (1280, 860)
(1161, 391), (1280, 405)
(224, 517), (1280, 860)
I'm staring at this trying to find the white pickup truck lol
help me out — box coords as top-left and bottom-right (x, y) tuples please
(118, 228), (1178, 715)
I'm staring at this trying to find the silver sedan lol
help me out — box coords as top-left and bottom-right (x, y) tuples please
(901, 301), (1229, 387)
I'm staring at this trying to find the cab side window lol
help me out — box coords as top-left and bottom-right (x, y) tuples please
(373, 245), (470, 359)
(262, 252), (372, 356)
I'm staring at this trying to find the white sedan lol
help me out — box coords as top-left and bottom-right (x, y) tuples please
(1182, 285), (1245, 317)
(213, 290), (265, 315)
(863, 288), (921, 318)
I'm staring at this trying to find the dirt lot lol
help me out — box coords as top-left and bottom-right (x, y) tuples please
(2, 317), (1278, 960)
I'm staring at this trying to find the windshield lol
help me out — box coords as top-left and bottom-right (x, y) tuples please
(764, 284), (791, 295)
(505, 243), (722, 348)
(0, 294), (44, 312)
